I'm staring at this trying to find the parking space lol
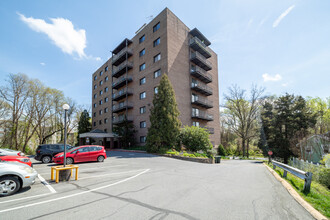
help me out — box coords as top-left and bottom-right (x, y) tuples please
(0, 151), (314, 220)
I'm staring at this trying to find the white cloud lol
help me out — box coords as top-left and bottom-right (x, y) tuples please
(95, 57), (101, 61)
(18, 13), (95, 59)
(262, 73), (282, 82)
(273, 5), (295, 28)
(40, 62), (46, 66)
(282, 83), (288, 87)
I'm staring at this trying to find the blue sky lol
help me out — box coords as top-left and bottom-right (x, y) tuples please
(0, 0), (329, 108)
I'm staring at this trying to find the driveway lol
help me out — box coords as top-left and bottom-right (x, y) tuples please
(0, 151), (313, 219)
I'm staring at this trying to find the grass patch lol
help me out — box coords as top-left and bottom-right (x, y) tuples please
(126, 146), (146, 151)
(165, 149), (208, 158)
(266, 163), (330, 218)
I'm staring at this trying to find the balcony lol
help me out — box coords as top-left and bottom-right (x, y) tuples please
(192, 96), (213, 109)
(112, 61), (133, 78)
(203, 127), (214, 134)
(191, 66), (212, 84)
(112, 101), (133, 113)
(190, 28), (211, 46)
(112, 88), (133, 101)
(112, 47), (133, 66)
(112, 76), (133, 90)
(191, 82), (213, 96)
(112, 115), (133, 125)
(190, 51), (212, 71)
(189, 37), (211, 58)
(192, 110), (214, 121)
(112, 38), (132, 54)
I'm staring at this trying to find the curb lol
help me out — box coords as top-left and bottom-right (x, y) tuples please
(263, 163), (328, 220)
(107, 149), (147, 153)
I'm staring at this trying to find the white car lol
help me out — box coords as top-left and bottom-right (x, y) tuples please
(0, 162), (38, 196)
(0, 148), (25, 156)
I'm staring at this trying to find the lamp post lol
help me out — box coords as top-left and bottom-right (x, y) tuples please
(62, 104), (70, 167)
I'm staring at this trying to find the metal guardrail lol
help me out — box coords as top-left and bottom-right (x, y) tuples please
(272, 160), (313, 192)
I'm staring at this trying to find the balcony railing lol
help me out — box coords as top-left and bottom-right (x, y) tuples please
(112, 76), (133, 89)
(112, 61), (133, 78)
(112, 47), (133, 66)
(112, 88), (133, 101)
(192, 110), (214, 121)
(202, 126), (214, 134)
(191, 66), (212, 84)
(191, 82), (213, 96)
(190, 51), (212, 71)
(192, 96), (213, 109)
(112, 115), (134, 125)
(112, 101), (133, 113)
(189, 37), (211, 58)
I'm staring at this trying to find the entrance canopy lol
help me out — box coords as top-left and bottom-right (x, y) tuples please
(79, 129), (118, 139)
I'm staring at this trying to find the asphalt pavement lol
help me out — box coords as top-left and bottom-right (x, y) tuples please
(0, 151), (314, 220)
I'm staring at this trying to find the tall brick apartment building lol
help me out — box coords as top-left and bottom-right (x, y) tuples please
(91, 8), (220, 148)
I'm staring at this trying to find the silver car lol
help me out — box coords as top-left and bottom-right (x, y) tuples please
(0, 148), (25, 156)
(0, 162), (38, 196)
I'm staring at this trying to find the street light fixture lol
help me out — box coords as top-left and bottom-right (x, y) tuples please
(62, 104), (70, 167)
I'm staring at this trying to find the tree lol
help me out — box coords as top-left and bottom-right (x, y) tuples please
(261, 94), (316, 163)
(180, 126), (212, 152)
(77, 110), (91, 144)
(306, 97), (330, 134)
(113, 117), (136, 148)
(223, 85), (264, 157)
(146, 74), (181, 153)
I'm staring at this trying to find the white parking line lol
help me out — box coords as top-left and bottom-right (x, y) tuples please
(38, 174), (56, 193)
(78, 169), (148, 180)
(0, 193), (52, 204)
(0, 169), (149, 213)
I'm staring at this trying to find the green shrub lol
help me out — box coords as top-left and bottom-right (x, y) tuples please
(318, 168), (330, 189)
(217, 144), (226, 156)
(180, 126), (212, 152)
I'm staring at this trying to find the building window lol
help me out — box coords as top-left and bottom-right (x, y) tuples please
(94, 94), (97, 99)
(154, 53), (161, 63)
(93, 112), (96, 117)
(192, 108), (199, 116)
(139, 63), (146, 71)
(99, 110), (103, 115)
(99, 80), (103, 86)
(139, 48), (145, 57)
(99, 120), (102, 125)
(153, 22), (160, 32)
(140, 106), (146, 114)
(154, 87), (158, 94)
(154, 69), (161, 78)
(192, 93), (198, 102)
(139, 35), (145, 43)
(100, 90), (103, 95)
(105, 87), (108, 92)
(93, 103), (97, 108)
(105, 76), (108, 82)
(140, 121), (146, 128)
(193, 121), (200, 127)
(104, 118), (108, 124)
(153, 38), (160, 47)
(94, 76), (97, 81)
(105, 97), (108, 103)
(104, 129), (107, 133)
(140, 77), (146, 85)
(93, 122), (96, 126)
(140, 92), (146, 100)
(100, 71), (103, 76)
(99, 100), (103, 105)
(105, 107), (108, 113)
(105, 66), (108, 72)
(140, 136), (146, 143)
(94, 85), (97, 90)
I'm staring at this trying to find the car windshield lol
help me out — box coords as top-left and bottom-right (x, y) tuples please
(68, 147), (80, 153)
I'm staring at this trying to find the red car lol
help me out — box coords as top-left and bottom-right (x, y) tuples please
(53, 145), (107, 164)
(0, 155), (32, 167)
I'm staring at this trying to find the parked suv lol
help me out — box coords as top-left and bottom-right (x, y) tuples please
(35, 144), (73, 163)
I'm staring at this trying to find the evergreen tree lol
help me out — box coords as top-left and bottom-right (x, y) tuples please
(146, 74), (181, 153)
(77, 110), (91, 144)
(113, 117), (136, 149)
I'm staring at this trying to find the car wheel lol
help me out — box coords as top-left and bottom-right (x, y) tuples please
(0, 176), (21, 196)
(66, 157), (73, 165)
(97, 156), (105, 162)
(42, 156), (51, 163)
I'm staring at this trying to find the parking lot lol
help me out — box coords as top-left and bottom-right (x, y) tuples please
(0, 151), (313, 220)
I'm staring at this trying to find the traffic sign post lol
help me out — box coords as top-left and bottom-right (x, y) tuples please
(268, 151), (273, 163)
